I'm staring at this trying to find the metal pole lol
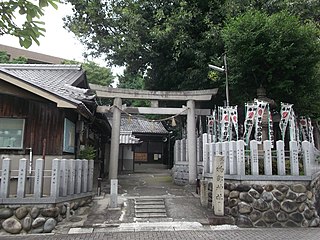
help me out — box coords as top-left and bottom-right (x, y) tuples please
(224, 54), (229, 107)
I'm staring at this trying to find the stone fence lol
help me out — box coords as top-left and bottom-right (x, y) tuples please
(0, 158), (94, 234)
(172, 133), (320, 184)
(0, 158), (94, 204)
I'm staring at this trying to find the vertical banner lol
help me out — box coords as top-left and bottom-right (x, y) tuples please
(299, 116), (309, 141)
(254, 100), (267, 144)
(279, 102), (293, 141)
(229, 106), (238, 141)
(267, 105), (274, 148)
(243, 103), (256, 145)
(220, 107), (230, 142)
(308, 117), (315, 146)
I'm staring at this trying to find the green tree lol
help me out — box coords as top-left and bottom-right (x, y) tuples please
(63, 60), (114, 87)
(0, 0), (59, 48)
(64, 0), (226, 91)
(222, 10), (320, 117)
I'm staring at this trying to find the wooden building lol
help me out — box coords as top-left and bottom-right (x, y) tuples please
(0, 64), (110, 171)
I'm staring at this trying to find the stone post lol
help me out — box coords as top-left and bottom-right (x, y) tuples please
(75, 159), (82, 194)
(229, 140), (236, 174)
(34, 158), (44, 199)
(17, 158), (27, 198)
(110, 179), (118, 208)
(208, 142), (215, 174)
(181, 139), (186, 162)
(0, 158), (11, 198)
(82, 160), (88, 193)
(302, 141), (311, 176)
(263, 140), (272, 175)
(109, 97), (122, 180)
(276, 140), (286, 175)
(212, 155), (225, 216)
(60, 159), (68, 196)
(50, 159), (60, 198)
(88, 159), (94, 192)
(289, 141), (299, 176)
(237, 140), (245, 176)
(68, 160), (75, 195)
(187, 99), (197, 184)
(200, 179), (208, 207)
(250, 140), (259, 175)
(202, 133), (208, 174)
(221, 142), (229, 174)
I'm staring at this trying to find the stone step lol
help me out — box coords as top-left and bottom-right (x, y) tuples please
(135, 208), (166, 213)
(135, 213), (167, 218)
(135, 201), (164, 205)
(134, 217), (173, 222)
(135, 204), (166, 209)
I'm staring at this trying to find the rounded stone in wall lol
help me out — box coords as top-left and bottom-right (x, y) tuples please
(239, 192), (254, 203)
(80, 200), (87, 207)
(31, 227), (44, 234)
(276, 184), (289, 194)
(261, 192), (274, 202)
(304, 209), (315, 220)
(224, 189), (230, 198)
(22, 216), (32, 232)
(296, 194), (307, 203)
(249, 189), (260, 199)
(306, 191), (313, 200)
(253, 199), (269, 212)
(224, 207), (231, 215)
(271, 222), (283, 228)
(254, 220), (268, 227)
(32, 217), (46, 228)
(302, 219), (309, 227)
(252, 184), (264, 194)
(236, 215), (253, 227)
(230, 206), (239, 217)
(310, 218), (320, 227)
(229, 191), (240, 199)
(15, 207), (29, 220)
(249, 210), (262, 222)
(289, 212), (304, 223)
(277, 212), (289, 222)
(263, 210), (277, 223)
(291, 184), (307, 193)
(61, 205), (67, 215)
(229, 198), (239, 208)
(41, 207), (59, 218)
(238, 202), (253, 214)
(43, 218), (57, 233)
(286, 191), (297, 200)
(30, 207), (40, 219)
(285, 220), (299, 227)
(0, 208), (13, 219)
(270, 200), (281, 212)
(224, 198), (229, 207)
(264, 184), (274, 192)
(2, 218), (22, 234)
(236, 184), (251, 192)
(281, 200), (298, 213)
(272, 189), (286, 202)
(298, 203), (306, 212)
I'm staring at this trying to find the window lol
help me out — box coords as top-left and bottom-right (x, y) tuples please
(63, 118), (75, 153)
(0, 118), (25, 149)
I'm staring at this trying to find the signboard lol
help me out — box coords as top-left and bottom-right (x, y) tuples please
(134, 152), (148, 162)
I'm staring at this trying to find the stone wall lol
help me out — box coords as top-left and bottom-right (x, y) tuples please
(208, 181), (320, 227)
(0, 197), (92, 234)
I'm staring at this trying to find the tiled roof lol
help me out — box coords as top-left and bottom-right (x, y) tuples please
(0, 64), (93, 105)
(108, 115), (168, 134)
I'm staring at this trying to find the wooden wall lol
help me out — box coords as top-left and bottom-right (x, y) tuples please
(0, 94), (77, 155)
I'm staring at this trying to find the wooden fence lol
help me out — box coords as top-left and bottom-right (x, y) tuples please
(173, 133), (320, 180)
(0, 158), (94, 204)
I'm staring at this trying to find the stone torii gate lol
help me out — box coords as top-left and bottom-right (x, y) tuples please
(90, 84), (218, 184)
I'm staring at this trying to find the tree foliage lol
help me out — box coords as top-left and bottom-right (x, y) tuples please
(63, 60), (114, 87)
(64, 0), (320, 117)
(0, 0), (59, 48)
(222, 10), (320, 116)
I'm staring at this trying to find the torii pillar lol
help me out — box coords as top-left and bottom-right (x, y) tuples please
(187, 100), (197, 184)
(109, 97), (122, 179)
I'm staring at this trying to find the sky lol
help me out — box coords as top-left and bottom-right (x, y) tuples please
(0, 2), (124, 77)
